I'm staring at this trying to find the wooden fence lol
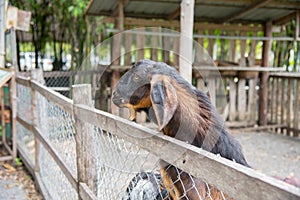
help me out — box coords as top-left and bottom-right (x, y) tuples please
(15, 70), (300, 200)
(268, 72), (300, 136)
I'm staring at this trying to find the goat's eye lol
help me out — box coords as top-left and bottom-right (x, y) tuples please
(133, 75), (140, 82)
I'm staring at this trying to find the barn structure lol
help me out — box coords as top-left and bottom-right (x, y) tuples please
(85, 0), (300, 127)
(2, 1), (300, 200)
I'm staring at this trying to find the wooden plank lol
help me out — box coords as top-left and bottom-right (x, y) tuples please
(30, 70), (43, 173)
(0, 156), (13, 162)
(173, 31), (180, 66)
(31, 80), (73, 114)
(270, 78), (275, 123)
(17, 116), (33, 131)
(32, 127), (78, 191)
(281, 78), (286, 134)
(208, 30), (214, 59)
(73, 104), (300, 200)
(208, 78), (216, 106)
(136, 27), (145, 60)
(125, 31), (132, 65)
(234, 124), (286, 133)
(287, 79), (292, 136)
(196, 29), (204, 64)
(270, 72), (300, 79)
(293, 80), (300, 137)
(49, 87), (71, 92)
(248, 78), (257, 122)
(16, 76), (30, 86)
(239, 31), (247, 67)
(1, 88), (5, 144)
(73, 84), (97, 197)
(162, 33), (170, 62)
(229, 78), (237, 121)
(151, 28), (158, 61)
(229, 32), (236, 62)
(9, 74), (17, 159)
(275, 78), (280, 132)
(102, 17), (263, 32)
(238, 79), (246, 120)
(79, 183), (98, 200)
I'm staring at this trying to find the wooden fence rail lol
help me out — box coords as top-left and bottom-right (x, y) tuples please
(15, 71), (300, 200)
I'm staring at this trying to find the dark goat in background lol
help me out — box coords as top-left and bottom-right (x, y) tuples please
(112, 60), (250, 199)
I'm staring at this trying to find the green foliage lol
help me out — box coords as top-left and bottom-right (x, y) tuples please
(15, 157), (23, 166)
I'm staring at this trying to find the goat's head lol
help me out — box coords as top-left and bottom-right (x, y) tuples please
(112, 60), (179, 129)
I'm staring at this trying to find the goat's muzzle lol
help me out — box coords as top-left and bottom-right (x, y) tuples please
(112, 90), (137, 121)
(111, 90), (125, 107)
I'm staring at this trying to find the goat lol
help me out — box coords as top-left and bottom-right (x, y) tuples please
(123, 171), (170, 200)
(112, 60), (250, 199)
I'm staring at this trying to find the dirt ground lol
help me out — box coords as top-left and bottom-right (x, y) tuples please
(234, 131), (300, 181)
(0, 146), (42, 200)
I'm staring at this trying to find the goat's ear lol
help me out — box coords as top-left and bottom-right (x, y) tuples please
(150, 77), (178, 130)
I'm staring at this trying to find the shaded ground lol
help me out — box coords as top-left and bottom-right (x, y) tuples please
(0, 146), (42, 200)
(234, 131), (300, 181)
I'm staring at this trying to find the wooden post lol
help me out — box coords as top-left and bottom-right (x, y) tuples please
(125, 28), (132, 65)
(259, 21), (272, 126)
(229, 79), (237, 121)
(1, 87), (5, 144)
(151, 28), (158, 61)
(238, 31), (247, 121)
(275, 77), (280, 132)
(0, 1), (7, 68)
(30, 69), (45, 181)
(229, 32), (236, 62)
(73, 84), (97, 199)
(136, 27), (145, 60)
(248, 32), (258, 122)
(10, 73), (17, 159)
(294, 80), (300, 137)
(179, 0), (194, 83)
(280, 78), (285, 134)
(111, 0), (124, 115)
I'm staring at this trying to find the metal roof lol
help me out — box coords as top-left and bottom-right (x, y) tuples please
(86, 0), (300, 25)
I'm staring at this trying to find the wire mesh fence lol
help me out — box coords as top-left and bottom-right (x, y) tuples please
(15, 74), (299, 200)
(16, 83), (34, 165)
(16, 77), (232, 200)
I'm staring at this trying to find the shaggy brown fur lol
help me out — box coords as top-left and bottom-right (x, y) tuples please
(112, 60), (249, 199)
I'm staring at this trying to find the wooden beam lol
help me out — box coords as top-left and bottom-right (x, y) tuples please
(258, 21), (272, 126)
(112, 0), (129, 17)
(73, 104), (300, 200)
(273, 12), (296, 25)
(166, 6), (180, 20)
(102, 16), (263, 31)
(223, 0), (272, 22)
(179, 0), (194, 83)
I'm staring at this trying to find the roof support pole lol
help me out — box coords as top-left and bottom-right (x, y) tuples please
(0, 1), (8, 68)
(179, 0), (194, 83)
(111, 0), (124, 115)
(259, 21), (272, 126)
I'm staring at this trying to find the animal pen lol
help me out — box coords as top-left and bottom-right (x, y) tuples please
(4, 0), (300, 199)
(15, 69), (300, 199)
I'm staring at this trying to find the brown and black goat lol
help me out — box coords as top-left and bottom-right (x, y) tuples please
(112, 60), (250, 200)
